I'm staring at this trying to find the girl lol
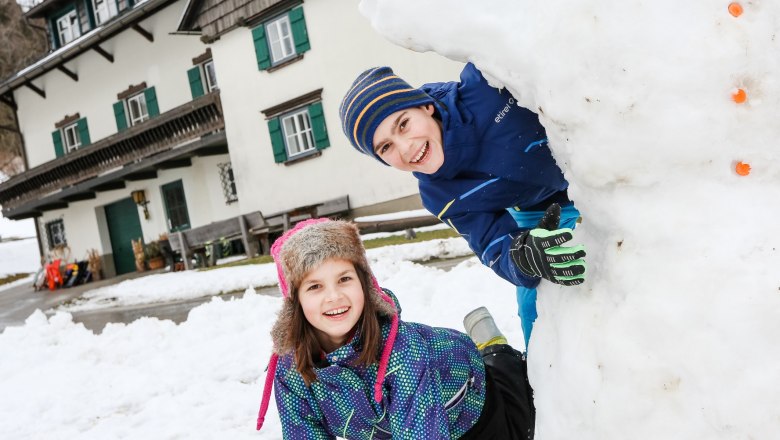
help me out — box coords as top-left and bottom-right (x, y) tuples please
(255, 218), (535, 439)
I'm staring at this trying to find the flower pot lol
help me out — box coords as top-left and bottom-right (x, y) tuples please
(148, 256), (165, 270)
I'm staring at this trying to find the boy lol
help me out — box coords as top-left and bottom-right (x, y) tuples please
(339, 64), (586, 347)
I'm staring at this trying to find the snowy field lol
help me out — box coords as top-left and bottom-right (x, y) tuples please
(0, 239), (516, 439)
(0, 238), (40, 280)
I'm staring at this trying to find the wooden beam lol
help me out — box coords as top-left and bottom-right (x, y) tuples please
(24, 82), (45, 99)
(57, 65), (79, 82)
(7, 210), (42, 220)
(0, 93), (16, 110)
(93, 45), (114, 63)
(125, 170), (158, 181)
(132, 24), (154, 42)
(61, 192), (96, 202)
(38, 202), (69, 211)
(92, 180), (126, 192)
(157, 158), (192, 169)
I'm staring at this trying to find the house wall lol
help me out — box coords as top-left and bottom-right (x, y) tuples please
(15, 0), (208, 169)
(210, 0), (464, 216)
(37, 153), (239, 260)
(11, 0), (247, 264)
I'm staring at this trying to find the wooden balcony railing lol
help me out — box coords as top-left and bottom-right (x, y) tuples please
(0, 92), (224, 211)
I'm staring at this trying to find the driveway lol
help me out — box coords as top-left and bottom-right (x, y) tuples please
(0, 255), (473, 334)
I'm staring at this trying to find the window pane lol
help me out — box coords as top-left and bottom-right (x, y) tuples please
(204, 62), (218, 91)
(267, 16), (294, 62)
(281, 110), (315, 157)
(129, 99), (140, 121)
(128, 94), (149, 125)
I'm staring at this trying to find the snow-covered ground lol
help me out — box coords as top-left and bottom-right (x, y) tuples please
(0, 238), (511, 439)
(56, 233), (470, 312)
(361, 0), (780, 438)
(0, 237), (40, 280)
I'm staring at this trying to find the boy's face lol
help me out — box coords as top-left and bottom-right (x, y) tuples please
(372, 104), (444, 174)
(298, 258), (365, 353)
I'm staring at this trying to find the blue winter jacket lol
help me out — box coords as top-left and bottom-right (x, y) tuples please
(417, 63), (570, 288)
(273, 292), (486, 439)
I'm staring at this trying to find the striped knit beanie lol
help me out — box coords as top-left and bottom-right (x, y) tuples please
(339, 66), (434, 163)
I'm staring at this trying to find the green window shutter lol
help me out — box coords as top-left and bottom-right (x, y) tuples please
(289, 7), (310, 54)
(52, 130), (64, 158)
(309, 102), (330, 150)
(144, 87), (159, 117)
(77, 117), (91, 146)
(268, 118), (287, 163)
(252, 26), (271, 70)
(187, 66), (204, 99)
(113, 101), (128, 131)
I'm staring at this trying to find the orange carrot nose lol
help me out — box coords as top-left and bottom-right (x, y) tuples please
(732, 88), (747, 104)
(735, 161), (751, 176)
(728, 2), (743, 17)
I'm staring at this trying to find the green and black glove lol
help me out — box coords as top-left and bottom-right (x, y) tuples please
(509, 203), (587, 286)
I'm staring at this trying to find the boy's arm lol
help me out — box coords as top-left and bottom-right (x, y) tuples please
(444, 209), (540, 288)
(274, 375), (335, 440)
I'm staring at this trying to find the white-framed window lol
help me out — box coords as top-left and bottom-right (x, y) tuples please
(62, 122), (81, 153)
(46, 219), (67, 248)
(266, 15), (295, 64)
(203, 60), (218, 92)
(127, 93), (149, 126)
(218, 162), (237, 204)
(93, 0), (118, 25)
(281, 109), (315, 157)
(56, 10), (81, 46)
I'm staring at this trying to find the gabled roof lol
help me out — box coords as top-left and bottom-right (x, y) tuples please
(0, 0), (178, 99)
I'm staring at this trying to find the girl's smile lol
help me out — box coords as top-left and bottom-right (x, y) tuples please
(298, 258), (365, 352)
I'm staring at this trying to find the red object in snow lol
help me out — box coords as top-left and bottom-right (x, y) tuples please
(46, 259), (63, 291)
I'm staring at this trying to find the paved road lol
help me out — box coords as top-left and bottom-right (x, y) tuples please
(0, 255), (474, 334)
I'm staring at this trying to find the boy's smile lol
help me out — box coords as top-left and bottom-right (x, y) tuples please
(298, 258), (365, 353)
(372, 104), (444, 174)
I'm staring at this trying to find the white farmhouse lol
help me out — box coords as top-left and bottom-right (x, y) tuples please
(0, 0), (461, 277)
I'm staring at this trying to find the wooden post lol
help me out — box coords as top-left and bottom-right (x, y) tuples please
(239, 215), (259, 257)
(178, 231), (191, 270)
(282, 213), (290, 232)
(259, 235), (270, 255)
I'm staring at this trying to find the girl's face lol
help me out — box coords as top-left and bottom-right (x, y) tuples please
(372, 104), (444, 174)
(298, 258), (366, 353)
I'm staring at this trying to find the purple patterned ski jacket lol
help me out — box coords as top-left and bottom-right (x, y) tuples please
(273, 293), (486, 439)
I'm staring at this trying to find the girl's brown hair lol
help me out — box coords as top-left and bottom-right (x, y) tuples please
(285, 261), (382, 386)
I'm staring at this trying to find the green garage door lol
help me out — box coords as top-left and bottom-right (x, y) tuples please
(105, 197), (143, 275)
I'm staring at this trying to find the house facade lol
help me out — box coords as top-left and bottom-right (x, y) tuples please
(0, 0), (461, 277)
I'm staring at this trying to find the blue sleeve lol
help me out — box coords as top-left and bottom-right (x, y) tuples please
(444, 208), (540, 289)
(274, 375), (335, 440)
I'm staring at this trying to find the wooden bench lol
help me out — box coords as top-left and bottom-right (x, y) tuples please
(353, 213), (440, 234)
(168, 211), (270, 270)
(250, 195), (350, 235)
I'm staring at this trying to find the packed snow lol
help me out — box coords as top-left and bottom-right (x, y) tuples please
(360, 0), (780, 438)
(0, 238), (40, 279)
(0, 238), (511, 439)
